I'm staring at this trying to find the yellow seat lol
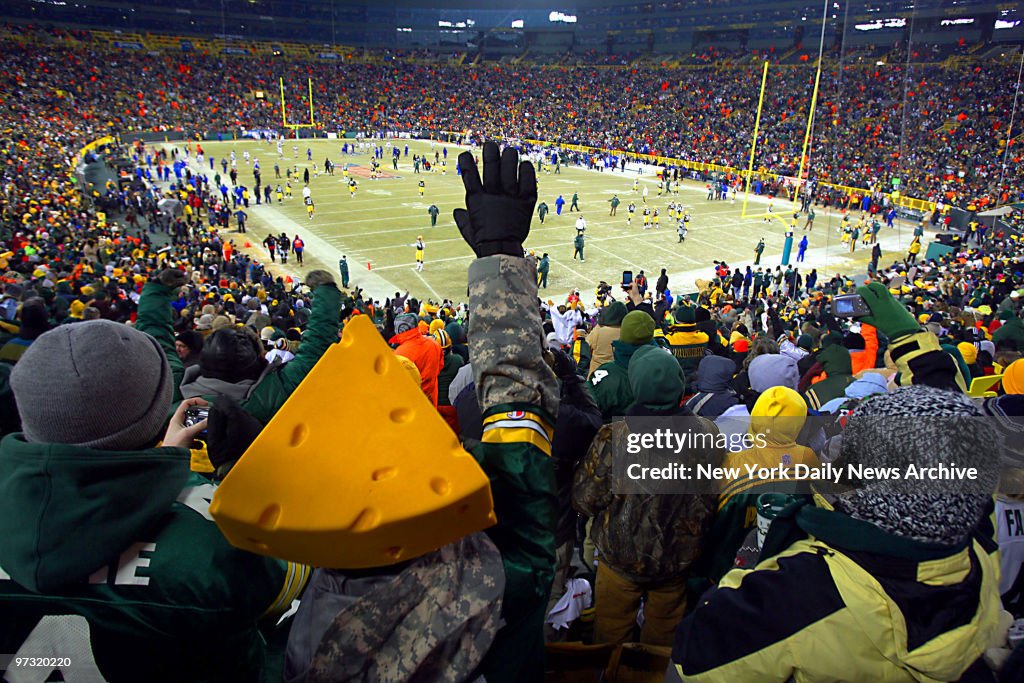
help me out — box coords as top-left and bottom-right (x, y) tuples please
(210, 314), (495, 569)
(967, 374), (1003, 398)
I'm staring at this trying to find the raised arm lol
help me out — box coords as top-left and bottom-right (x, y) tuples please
(455, 141), (558, 683)
(136, 268), (188, 404)
(857, 282), (965, 391)
(242, 270), (340, 424)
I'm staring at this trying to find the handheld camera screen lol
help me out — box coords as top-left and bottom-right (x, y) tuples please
(832, 294), (870, 317)
(622, 270), (633, 287)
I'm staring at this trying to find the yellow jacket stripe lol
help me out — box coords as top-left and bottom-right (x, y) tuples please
(483, 411), (554, 441)
(482, 426), (552, 457)
(263, 562), (310, 618)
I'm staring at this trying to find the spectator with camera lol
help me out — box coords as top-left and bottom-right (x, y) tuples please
(0, 319), (305, 682)
(137, 267), (341, 426)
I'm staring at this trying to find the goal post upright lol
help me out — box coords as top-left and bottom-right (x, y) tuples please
(279, 77), (288, 128)
(308, 77), (315, 127)
(279, 76), (318, 138)
(742, 60), (770, 220)
(792, 57), (823, 214)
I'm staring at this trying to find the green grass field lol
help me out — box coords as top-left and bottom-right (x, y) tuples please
(180, 139), (921, 302)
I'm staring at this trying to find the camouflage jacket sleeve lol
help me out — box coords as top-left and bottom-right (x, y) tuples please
(468, 255), (558, 420)
(467, 255), (559, 683)
(572, 423), (614, 518)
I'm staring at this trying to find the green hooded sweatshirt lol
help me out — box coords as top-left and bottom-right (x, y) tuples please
(804, 343), (854, 411)
(0, 435), (299, 682)
(993, 316), (1024, 351)
(588, 340), (655, 421)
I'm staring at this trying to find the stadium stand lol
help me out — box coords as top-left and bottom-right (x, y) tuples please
(2, 6), (1024, 682)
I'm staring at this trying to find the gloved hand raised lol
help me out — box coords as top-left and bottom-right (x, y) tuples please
(856, 281), (920, 339)
(453, 141), (537, 258)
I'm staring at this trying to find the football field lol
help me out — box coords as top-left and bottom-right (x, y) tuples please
(181, 139), (919, 302)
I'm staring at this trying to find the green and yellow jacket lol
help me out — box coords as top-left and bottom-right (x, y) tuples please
(671, 495), (1003, 682)
(803, 343), (853, 411)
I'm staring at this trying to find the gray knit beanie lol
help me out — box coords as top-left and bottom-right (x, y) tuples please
(11, 320), (173, 451)
(836, 385), (998, 545)
(394, 313), (419, 335)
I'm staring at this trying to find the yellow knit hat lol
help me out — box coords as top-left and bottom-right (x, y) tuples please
(957, 342), (978, 366)
(1004, 359), (1024, 395)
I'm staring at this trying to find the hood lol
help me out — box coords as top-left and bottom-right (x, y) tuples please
(748, 354), (799, 392)
(600, 301), (628, 327)
(749, 386), (807, 444)
(611, 338), (654, 367)
(445, 321), (465, 344)
(844, 373), (889, 399)
(389, 327), (424, 346)
(0, 434), (189, 593)
(179, 363), (256, 401)
(694, 355), (736, 392)
(817, 343), (853, 377)
(628, 345), (684, 411)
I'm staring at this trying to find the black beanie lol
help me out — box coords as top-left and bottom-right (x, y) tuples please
(200, 328), (266, 383)
(18, 298), (50, 340)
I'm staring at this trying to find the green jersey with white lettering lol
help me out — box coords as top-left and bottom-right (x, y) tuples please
(0, 436), (306, 682)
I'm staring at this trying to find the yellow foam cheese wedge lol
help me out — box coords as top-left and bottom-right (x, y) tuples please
(210, 313), (495, 568)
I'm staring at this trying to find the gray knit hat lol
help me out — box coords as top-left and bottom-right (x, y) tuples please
(836, 385), (998, 544)
(394, 313), (419, 335)
(11, 320), (173, 451)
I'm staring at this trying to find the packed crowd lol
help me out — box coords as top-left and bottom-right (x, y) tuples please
(3, 26), (1022, 210)
(4, 23), (1024, 681)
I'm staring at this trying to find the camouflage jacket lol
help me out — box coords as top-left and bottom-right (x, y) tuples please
(466, 255), (559, 683)
(286, 255), (558, 683)
(287, 533), (504, 683)
(573, 419), (721, 584)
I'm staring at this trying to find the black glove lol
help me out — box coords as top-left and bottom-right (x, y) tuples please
(205, 396), (266, 474)
(549, 347), (578, 381)
(453, 141), (537, 258)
